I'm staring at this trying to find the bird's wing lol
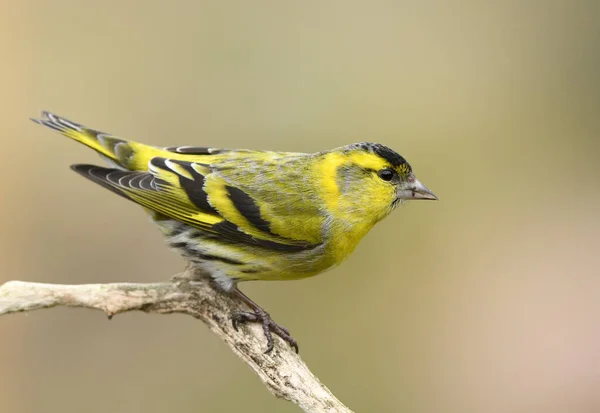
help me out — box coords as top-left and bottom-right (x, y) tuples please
(72, 157), (320, 251)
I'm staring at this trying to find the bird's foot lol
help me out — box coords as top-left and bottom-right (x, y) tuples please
(232, 308), (299, 354)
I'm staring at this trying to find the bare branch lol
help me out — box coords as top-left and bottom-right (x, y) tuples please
(0, 269), (353, 413)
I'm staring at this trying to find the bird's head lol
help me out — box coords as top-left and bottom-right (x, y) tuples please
(324, 142), (437, 223)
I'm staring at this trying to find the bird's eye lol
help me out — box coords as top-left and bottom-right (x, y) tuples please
(378, 168), (394, 181)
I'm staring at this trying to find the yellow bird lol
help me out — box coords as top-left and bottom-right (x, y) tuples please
(32, 111), (437, 352)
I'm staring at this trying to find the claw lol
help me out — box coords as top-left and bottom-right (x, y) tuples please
(231, 308), (298, 353)
(231, 288), (300, 353)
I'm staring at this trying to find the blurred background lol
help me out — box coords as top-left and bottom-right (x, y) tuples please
(1, 1), (599, 412)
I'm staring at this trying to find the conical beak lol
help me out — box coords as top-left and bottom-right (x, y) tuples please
(397, 178), (438, 201)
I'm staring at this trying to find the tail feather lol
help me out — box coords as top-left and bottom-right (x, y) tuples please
(31, 111), (137, 170)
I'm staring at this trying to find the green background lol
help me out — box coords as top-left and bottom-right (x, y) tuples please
(1, 1), (599, 412)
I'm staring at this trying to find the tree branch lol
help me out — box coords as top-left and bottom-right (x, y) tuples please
(0, 269), (353, 413)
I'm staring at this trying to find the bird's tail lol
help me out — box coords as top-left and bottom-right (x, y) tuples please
(31, 111), (159, 171)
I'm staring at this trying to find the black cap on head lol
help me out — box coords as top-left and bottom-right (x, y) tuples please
(348, 142), (409, 168)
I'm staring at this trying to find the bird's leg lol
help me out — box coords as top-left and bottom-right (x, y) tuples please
(231, 288), (299, 354)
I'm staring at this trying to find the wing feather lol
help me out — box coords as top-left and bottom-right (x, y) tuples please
(164, 145), (232, 155)
(71, 157), (318, 252)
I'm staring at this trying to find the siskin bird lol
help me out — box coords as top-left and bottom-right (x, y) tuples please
(32, 111), (437, 353)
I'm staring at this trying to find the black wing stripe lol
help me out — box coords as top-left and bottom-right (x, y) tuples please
(211, 221), (313, 252)
(150, 158), (218, 215)
(223, 186), (315, 251)
(174, 161), (218, 214)
(165, 146), (230, 155)
(225, 186), (272, 233)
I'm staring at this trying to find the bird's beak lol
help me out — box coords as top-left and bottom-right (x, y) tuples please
(397, 178), (438, 201)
